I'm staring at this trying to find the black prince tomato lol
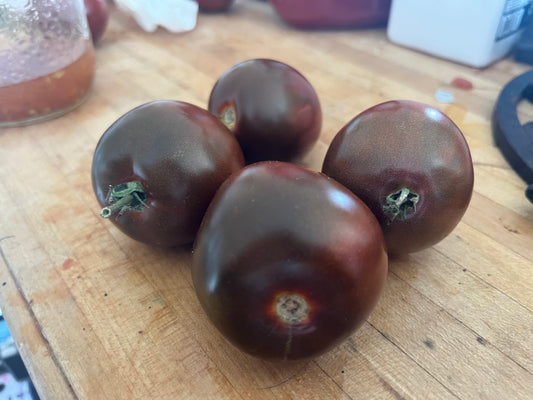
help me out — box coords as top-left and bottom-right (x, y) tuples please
(208, 59), (322, 164)
(192, 162), (388, 361)
(91, 100), (245, 247)
(322, 100), (474, 255)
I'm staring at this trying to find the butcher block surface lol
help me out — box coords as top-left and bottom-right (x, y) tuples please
(0, 1), (532, 399)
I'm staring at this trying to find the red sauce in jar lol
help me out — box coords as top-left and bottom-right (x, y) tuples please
(0, 43), (95, 127)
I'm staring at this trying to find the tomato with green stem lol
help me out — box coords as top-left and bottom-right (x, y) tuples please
(91, 100), (245, 247)
(322, 100), (474, 255)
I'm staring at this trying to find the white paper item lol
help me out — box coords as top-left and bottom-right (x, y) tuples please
(115, 0), (198, 33)
(387, 0), (533, 68)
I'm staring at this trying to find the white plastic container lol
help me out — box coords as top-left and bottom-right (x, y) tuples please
(387, 0), (533, 68)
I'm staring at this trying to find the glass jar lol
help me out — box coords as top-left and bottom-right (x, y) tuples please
(0, 0), (96, 127)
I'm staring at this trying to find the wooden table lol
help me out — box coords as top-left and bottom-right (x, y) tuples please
(1, 1), (532, 399)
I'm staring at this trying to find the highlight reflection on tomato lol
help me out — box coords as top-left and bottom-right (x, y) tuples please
(322, 100), (474, 255)
(192, 162), (388, 361)
(91, 100), (245, 247)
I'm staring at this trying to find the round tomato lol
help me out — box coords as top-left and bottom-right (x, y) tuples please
(322, 100), (474, 255)
(84, 0), (109, 44)
(91, 100), (245, 247)
(192, 161), (388, 361)
(208, 59), (322, 164)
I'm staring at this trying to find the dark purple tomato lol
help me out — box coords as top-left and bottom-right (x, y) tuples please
(208, 59), (322, 164)
(91, 100), (245, 247)
(192, 161), (388, 361)
(84, 0), (109, 44)
(197, 0), (234, 12)
(269, 0), (391, 29)
(322, 100), (474, 255)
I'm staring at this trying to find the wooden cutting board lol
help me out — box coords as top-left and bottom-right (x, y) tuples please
(0, 1), (532, 399)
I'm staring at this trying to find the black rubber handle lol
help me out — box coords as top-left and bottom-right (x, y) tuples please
(515, 15), (533, 65)
(493, 70), (533, 203)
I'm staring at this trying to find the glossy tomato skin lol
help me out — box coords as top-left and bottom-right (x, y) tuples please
(84, 0), (109, 44)
(197, 0), (234, 12)
(322, 100), (474, 255)
(91, 100), (245, 247)
(208, 59), (322, 164)
(192, 162), (388, 361)
(270, 0), (391, 29)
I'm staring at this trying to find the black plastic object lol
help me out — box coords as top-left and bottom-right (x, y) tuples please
(515, 15), (533, 65)
(493, 70), (533, 203)
(527, 184), (533, 202)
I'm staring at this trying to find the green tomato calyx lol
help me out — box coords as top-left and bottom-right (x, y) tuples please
(100, 181), (148, 218)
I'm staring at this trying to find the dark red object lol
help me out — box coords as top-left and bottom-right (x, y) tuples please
(269, 0), (391, 29)
(84, 0), (109, 44)
(196, 0), (234, 12)
(208, 59), (322, 164)
(192, 161), (388, 361)
(91, 100), (245, 247)
(322, 100), (474, 255)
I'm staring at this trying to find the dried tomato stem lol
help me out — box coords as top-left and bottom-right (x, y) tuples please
(275, 293), (310, 324)
(220, 104), (237, 131)
(383, 187), (419, 223)
(100, 181), (148, 218)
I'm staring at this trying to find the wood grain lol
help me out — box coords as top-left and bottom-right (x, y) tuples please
(0, 1), (532, 399)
